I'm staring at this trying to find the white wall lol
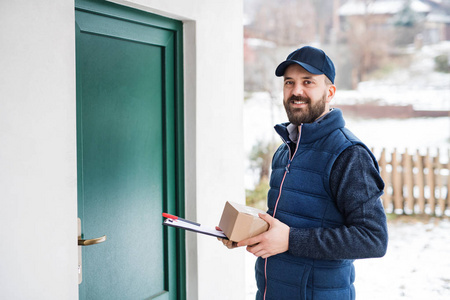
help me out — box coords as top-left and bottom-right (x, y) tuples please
(0, 0), (245, 299)
(0, 1), (78, 299)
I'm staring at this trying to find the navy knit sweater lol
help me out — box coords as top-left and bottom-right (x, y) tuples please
(288, 144), (388, 260)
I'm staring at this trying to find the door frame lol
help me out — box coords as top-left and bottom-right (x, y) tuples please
(75, 0), (186, 298)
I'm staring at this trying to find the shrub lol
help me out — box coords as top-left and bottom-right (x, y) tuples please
(435, 55), (450, 73)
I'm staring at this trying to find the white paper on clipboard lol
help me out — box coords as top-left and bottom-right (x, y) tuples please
(163, 218), (228, 239)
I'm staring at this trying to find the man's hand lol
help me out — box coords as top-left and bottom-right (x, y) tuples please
(237, 213), (290, 258)
(216, 227), (238, 249)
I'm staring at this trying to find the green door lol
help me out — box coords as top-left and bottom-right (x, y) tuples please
(75, 1), (185, 299)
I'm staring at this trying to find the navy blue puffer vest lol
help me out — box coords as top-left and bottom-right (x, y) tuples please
(255, 109), (376, 300)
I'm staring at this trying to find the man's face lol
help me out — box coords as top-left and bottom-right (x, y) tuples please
(283, 64), (335, 125)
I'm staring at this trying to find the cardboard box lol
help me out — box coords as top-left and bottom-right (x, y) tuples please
(218, 201), (269, 242)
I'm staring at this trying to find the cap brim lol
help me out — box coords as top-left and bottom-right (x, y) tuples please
(275, 60), (323, 77)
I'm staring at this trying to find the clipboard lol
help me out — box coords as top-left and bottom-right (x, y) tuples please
(162, 213), (228, 239)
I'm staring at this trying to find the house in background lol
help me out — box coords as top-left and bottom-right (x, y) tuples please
(339, 0), (450, 45)
(422, 0), (450, 42)
(0, 0), (245, 299)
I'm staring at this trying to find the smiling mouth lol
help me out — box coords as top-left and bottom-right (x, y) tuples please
(292, 100), (307, 104)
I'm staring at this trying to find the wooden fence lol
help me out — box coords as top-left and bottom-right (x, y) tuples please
(377, 148), (450, 216)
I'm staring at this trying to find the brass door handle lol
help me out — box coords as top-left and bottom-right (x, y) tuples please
(78, 235), (107, 246)
(77, 218), (107, 284)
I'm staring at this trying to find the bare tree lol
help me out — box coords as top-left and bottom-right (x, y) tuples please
(341, 0), (393, 87)
(248, 0), (317, 46)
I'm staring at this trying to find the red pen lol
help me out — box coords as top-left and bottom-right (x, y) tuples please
(162, 213), (201, 226)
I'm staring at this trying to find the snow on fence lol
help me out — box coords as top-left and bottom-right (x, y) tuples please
(378, 148), (450, 216)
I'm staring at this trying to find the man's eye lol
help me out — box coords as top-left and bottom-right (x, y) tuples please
(304, 80), (312, 85)
(285, 81), (293, 85)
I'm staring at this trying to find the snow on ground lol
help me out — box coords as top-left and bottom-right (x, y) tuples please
(345, 117), (450, 159)
(335, 42), (450, 111)
(245, 217), (450, 299)
(354, 217), (450, 300)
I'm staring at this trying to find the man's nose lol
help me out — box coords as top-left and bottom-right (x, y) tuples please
(292, 84), (305, 96)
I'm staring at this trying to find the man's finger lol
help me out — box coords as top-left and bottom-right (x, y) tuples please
(250, 247), (267, 258)
(258, 213), (273, 224)
(246, 243), (262, 254)
(237, 235), (260, 247)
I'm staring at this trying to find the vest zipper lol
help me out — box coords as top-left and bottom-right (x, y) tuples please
(263, 125), (302, 300)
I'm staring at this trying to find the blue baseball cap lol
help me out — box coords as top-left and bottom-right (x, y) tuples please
(275, 46), (335, 84)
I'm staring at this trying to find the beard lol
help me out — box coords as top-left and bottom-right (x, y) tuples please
(283, 92), (327, 125)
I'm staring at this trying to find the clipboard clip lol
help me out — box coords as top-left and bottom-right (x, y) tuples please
(162, 213), (201, 226)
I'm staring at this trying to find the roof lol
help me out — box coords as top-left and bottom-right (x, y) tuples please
(339, 0), (431, 16)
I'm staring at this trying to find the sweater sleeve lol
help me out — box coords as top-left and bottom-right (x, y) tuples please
(288, 145), (388, 260)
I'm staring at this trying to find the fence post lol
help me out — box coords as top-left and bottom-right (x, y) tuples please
(447, 149), (450, 213)
(415, 150), (425, 214)
(392, 148), (403, 213)
(435, 149), (445, 215)
(403, 148), (414, 214)
(379, 148), (391, 210)
(425, 149), (436, 214)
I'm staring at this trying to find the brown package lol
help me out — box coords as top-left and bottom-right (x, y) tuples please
(218, 201), (269, 242)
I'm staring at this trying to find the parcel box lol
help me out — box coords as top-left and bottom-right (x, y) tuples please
(218, 201), (269, 242)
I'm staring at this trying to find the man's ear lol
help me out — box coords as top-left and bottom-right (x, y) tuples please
(327, 84), (336, 103)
